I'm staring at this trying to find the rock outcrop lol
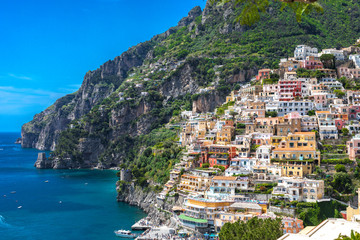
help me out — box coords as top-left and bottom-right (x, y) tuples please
(192, 91), (226, 113)
(34, 153), (53, 169)
(117, 182), (185, 226)
(178, 6), (202, 27)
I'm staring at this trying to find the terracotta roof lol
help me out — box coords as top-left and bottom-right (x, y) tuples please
(213, 176), (237, 181)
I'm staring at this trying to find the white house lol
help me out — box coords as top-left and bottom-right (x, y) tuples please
(277, 101), (315, 117)
(294, 45), (318, 60)
(320, 48), (345, 61)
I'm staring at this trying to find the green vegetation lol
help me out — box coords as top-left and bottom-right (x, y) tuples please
(210, 0), (323, 26)
(263, 73), (280, 84)
(296, 201), (346, 226)
(270, 200), (346, 227)
(308, 110), (316, 116)
(296, 68), (325, 78)
(336, 230), (360, 240)
(202, 163), (210, 168)
(331, 172), (353, 194)
(321, 159), (352, 165)
(213, 165), (226, 172)
(335, 164), (346, 173)
(216, 101), (235, 116)
(266, 111), (278, 117)
(320, 53), (335, 69)
(334, 90), (346, 99)
(339, 77), (360, 90)
(342, 128), (349, 136)
(219, 217), (283, 240)
(250, 144), (260, 152)
(255, 183), (276, 194)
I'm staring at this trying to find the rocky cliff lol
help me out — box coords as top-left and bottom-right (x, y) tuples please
(21, 41), (154, 151)
(117, 182), (185, 226)
(24, 0), (360, 170)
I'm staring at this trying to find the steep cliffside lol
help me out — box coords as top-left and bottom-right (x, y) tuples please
(21, 42), (154, 151)
(24, 0), (360, 172)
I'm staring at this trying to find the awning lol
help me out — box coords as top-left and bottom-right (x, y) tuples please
(179, 214), (207, 223)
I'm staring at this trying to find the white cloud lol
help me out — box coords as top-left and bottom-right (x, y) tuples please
(7, 73), (32, 81)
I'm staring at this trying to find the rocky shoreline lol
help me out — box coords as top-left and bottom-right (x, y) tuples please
(116, 182), (185, 227)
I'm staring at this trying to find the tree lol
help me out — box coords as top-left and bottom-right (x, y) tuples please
(334, 90), (346, 99)
(219, 217), (283, 240)
(320, 54), (336, 69)
(332, 172), (353, 194)
(266, 111), (278, 117)
(335, 164), (346, 173)
(230, 111), (238, 121)
(308, 110), (316, 116)
(202, 163), (210, 168)
(342, 128), (349, 136)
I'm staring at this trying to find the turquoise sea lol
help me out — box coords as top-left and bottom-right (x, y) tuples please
(0, 132), (146, 240)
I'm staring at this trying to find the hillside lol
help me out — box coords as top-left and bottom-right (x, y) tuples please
(23, 0), (360, 183)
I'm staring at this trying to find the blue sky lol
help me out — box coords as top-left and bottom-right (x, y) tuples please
(0, 0), (206, 132)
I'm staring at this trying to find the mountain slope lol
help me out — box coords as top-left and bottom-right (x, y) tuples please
(24, 0), (360, 181)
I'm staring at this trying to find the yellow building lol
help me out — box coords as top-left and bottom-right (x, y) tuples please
(226, 91), (235, 103)
(280, 162), (313, 178)
(198, 120), (208, 131)
(216, 126), (235, 145)
(271, 132), (320, 177)
(178, 174), (212, 194)
(271, 132), (320, 162)
(347, 188), (360, 221)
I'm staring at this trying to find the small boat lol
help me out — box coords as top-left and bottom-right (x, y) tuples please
(17, 206), (22, 209)
(44, 180), (49, 183)
(114, 230), (136, 238)
(10, 191), (16, 194)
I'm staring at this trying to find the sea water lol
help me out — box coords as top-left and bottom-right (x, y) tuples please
(0, 133), (146, 240)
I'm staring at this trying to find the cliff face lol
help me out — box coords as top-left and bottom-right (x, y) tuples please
(21, 41), (154, 151)
(192, 91), (226, 113)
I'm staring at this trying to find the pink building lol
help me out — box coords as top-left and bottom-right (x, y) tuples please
(313, 94), (327, 106)
(337, 67), (360, 79)
(335, 119), (345, 130)
(349, 105), (360, 120)
(347, 135), (360, 161)
(300, 56), (323, 70)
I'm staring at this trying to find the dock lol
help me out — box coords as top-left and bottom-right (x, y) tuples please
(131, 217), (153, 230)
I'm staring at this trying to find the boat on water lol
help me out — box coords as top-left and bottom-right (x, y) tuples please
(114, 230), (136, 238)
